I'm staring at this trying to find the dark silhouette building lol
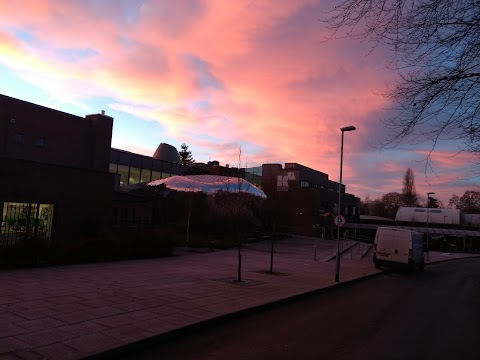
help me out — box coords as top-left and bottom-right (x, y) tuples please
(1, 93), (361, 263)
(261, 163), (360, 236)
(0, 94), (115, 261)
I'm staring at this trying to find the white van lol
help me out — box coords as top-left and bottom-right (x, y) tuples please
(373, 227), (425, 271)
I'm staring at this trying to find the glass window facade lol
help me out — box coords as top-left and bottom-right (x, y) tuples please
(129, 167), (140, 184)
(151, 171), (161, 181)
(109, 149), (186, 187)
(117, 165), (129, 186)
(140, 168), (151, 183)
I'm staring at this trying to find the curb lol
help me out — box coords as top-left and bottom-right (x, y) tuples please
(86, 271), (384, 359)
(425, 254), (480, 266)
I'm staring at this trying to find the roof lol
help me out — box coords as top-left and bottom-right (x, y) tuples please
(360, 215), (395, 222)
(148, 175), (267, 199)
(152, 143), (181, 164)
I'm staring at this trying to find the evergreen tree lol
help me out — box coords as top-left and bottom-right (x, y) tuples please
(179, 143), (195, 165)
(427, 196), (440, 209)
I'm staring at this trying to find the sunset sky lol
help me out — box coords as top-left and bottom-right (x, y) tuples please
(1, 0), (477, 204)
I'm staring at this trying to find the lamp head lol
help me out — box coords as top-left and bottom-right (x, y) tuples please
(341, 126), (356, 132)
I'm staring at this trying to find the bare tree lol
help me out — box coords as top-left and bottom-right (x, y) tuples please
(381, 192), (404, 218)
(323, 0), (480, 166)
(215, 147), (264, 282)
(448, 190), (480, 213)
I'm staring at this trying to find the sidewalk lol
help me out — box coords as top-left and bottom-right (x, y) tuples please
(0, 236), (478, 359)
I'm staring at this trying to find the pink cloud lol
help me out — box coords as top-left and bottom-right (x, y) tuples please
(0, 0), (475, 203)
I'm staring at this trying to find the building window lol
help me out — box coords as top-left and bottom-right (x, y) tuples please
(117, 165), (129, 186)
(140, 168), (151, 183)
(301, 181), (309, 188)
(1, 202), (55, 246)
(151, 171), (161, 181)
(14, 133), (24, 144)
(129, 167), (140, 184)
(35, 137), (46, 147)
(109, 163), (118, 174)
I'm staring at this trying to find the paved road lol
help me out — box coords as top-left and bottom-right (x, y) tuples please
(121, 258), (480, 360)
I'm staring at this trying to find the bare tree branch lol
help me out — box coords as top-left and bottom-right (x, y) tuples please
(322, 0), (480, 168)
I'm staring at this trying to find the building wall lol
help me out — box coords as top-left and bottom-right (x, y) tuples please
(461, 214), (480, 227)
(0, 157), (115, 252)
(395, 207), (461, 225)
(261, 163), (359, 234)
(0, 94), (113, 171)
(189, 162), (243, 177)
(0, 94), (115, 260)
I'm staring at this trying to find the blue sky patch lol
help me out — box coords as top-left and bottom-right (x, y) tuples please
(54, 47), (98, 63)
(183, 54), (224, 90)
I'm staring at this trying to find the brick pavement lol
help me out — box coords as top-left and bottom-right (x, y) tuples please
(0, 236), (478, 359)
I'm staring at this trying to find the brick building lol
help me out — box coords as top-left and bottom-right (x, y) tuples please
(0, 94), (115, 261)
(261, 163), (360, 236)
(1, 93), (361, 263)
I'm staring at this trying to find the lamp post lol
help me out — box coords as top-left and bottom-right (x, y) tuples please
(426, 192), (435, 261)
(335, 125), (356, 282)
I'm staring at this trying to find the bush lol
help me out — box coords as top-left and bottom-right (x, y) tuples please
(0, 236), (50, 267)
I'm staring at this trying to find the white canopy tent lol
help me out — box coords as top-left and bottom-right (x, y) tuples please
(148, 175), (266, 199)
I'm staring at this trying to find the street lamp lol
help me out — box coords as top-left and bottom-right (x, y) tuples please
(335, 125), (356, 282)
(426, 191), (435, 261)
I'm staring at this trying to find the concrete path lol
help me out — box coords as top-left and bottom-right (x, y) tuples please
(0, 236), (478, 359)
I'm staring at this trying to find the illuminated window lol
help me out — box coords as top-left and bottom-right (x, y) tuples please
(2, 202), (54, 246)
(117, 165), (129, 186)
(129, 167), (140, 184)
(140, 168), (151, 183)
